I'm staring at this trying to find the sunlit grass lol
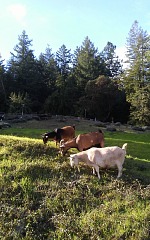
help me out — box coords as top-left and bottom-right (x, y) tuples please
(104, 131), (150, 161)
(0, 131), (150, 239)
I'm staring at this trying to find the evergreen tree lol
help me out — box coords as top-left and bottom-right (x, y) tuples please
(56, 44), (72, 85)
(6, 30), (47, 112)
(100, 41), (123, 78)
(7, 30), (35, 92)
(47, 44), (73, 115)
(73, 36), (105, 94)
(0, 56), (7, 111)
(38, 45), (58, 93)
(123, 21), (150, 125)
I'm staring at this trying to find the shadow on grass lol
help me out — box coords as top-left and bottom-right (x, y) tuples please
(123, 157), (150, 185)
(57, 156), (150, 186)
(14, 152), (150, 190)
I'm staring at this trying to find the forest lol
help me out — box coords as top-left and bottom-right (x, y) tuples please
(0, 20), (150, 125)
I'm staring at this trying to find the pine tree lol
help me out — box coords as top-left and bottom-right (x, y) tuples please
(6, 30), (48, 112)
(56, 45), (72, 80)
(100, 41), (123, 78)
(0, 56), (7, 111)
(38, 45), (58, 93)
(44, 45), (74, 115)
(73, 36), (105, 94)
(123, 21), (150, 125)
(7, 30), (36, 93)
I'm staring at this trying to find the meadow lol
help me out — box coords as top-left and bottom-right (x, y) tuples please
(0, 120), (150, 239)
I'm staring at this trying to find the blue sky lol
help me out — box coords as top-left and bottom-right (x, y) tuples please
(0, 0), (150, 64)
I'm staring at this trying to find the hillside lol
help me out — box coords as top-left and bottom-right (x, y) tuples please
(0, 134), (150, 239)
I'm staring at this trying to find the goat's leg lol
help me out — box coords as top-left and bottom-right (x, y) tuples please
(100, 139), (105, 148)
(94, 165), (100, 179)
(78, 146), (83, 152)
(87, 163), (99, 178)
(117, 163), (122, 178)
(77, 166), (80, 172)
(92, 167), (96, 175)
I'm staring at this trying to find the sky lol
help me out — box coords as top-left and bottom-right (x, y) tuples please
(0, 0), (150, 64)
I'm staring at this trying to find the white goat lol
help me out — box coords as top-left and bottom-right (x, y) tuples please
(69, 143), (127, 179)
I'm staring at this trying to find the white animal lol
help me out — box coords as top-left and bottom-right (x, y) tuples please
(69, 143), (127, 179)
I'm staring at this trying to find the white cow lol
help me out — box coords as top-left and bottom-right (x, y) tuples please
(69, 143), (127, 179)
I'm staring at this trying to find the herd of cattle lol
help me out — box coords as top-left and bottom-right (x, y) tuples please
(42, 125), (127, 179)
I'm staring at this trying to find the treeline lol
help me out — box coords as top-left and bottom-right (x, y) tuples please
(0, 20), (150, 125)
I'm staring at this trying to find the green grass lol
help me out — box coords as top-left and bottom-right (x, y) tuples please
(0, 129), (150, 239)
(105, 131), (150, 159)
(0, 127), (45, 139)
(2, 127), (150, 182)
(104, 131), (150, 184)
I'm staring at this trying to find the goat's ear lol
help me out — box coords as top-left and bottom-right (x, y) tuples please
(60, 140), (65, 147)
(60, 139), (65, 144)
(54, 128), (58, 133)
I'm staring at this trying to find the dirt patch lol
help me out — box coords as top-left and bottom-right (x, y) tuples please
(7, 115), (150, 134)
(11, 116), (100, 132)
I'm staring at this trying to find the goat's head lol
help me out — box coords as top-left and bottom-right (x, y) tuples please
(69, 154), (79, 167)
(60, 139), (65, 146)
(42, 133), (49, 144)
(42, 131), (56, 144)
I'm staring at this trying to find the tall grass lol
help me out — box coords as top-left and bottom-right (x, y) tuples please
(0, 131), (150, 239)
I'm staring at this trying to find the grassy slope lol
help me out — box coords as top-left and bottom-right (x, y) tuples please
(0, 129), (150, 239)
(2, 127), (150, 183)
(105, 131), (150, 184)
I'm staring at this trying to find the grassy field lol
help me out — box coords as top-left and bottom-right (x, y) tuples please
(0, 121), (150, 239)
